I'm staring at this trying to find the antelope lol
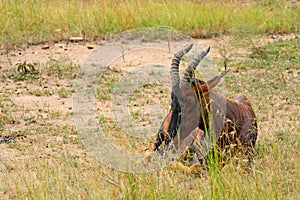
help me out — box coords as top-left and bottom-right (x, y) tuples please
(153, 44), (258, 167)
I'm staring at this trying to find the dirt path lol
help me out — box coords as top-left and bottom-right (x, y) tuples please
(1, 33), (298, 68)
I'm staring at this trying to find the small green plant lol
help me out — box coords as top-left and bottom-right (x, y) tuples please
(43, 89), (53, 96)
(98, 114), (106, 123)
(129, 92), (143, 102)
(50, 110), (62, 118)
(32, 89), (42, 96)
(131, 110), (141, 120)
(95, 87), (110, 100)
(58, 88), (69, 98)
(3, 62), (40, 81)
(41, 57), (79, 79)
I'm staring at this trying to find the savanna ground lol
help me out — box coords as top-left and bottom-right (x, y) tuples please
(0, 1), (300, 199)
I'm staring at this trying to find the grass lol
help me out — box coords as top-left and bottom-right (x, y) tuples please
(0, 1), (300, 199)
(1, 56), (78, 82)
(251, 37), (300, 63)
(0, 0), (300, 48)
(0, 92), (17, 132)
(2, 37), (298, 200)
(0, 38), (299, 199)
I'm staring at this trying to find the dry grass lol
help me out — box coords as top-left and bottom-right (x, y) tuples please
(0, 0), (300, 48)
(0, 0), (299, 199)
(0, 35), (299, 199)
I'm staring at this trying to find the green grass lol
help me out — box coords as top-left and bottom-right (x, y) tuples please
(251, 37), (300, 63)
(1, 56), (78, 82)
(0, 0), (299, 48)
(0, 94), (16, 131)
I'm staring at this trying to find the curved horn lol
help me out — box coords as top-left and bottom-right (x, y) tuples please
(181, 46), (210, 87)
(170, 44), (193, 91)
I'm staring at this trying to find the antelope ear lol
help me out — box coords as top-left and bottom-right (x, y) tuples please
(162, 111), (173, 133)
(207, 69), (230, 89)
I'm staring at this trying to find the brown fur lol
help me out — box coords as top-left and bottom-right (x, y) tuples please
(154, 44), (258, 167)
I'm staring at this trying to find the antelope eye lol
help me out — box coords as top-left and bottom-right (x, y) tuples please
(184, 97), (194, 103)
